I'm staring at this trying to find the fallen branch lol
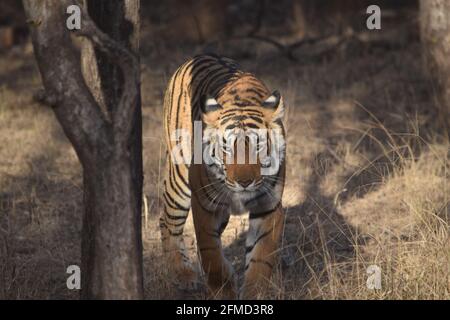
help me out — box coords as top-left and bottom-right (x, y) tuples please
(207, 24), (414, 61)
(209, 33), (342, 61)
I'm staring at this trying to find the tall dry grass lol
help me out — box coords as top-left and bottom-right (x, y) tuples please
(287, 128), (449, 300)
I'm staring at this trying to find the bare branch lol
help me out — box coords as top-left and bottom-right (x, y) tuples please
(23, 0), (110, 161)
(229, 33), (336, 61)
(76, 2), (140, 145)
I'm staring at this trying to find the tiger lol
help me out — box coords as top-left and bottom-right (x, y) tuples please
(160, 53), (286, 299)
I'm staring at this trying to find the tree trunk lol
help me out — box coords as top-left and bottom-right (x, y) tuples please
(80, 0), (143, 300)
(420, 0), (450, 134)
(23, 0), (144, 299)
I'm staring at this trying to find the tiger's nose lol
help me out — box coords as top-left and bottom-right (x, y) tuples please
(238, 179), (253, 188)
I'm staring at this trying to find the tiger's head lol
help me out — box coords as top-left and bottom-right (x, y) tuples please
(201, 78), (286, 193)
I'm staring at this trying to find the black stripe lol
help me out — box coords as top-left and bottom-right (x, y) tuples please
(164, 219), (186, 227)
(225, 123), (238, 130)
(222, 115), (264, 124)
(248, 116), (263, 123)
(168, 66), (183, 123)
(234, 101), (254, 107)
(218, 218), (229, 234)
(190, 57), (220, 82)
(163, 190), (190, 211)
(197, 69), (234, 98)
(167, 173), (186, 200)
(221, 108), (263, 116)
(246, 123), (260, 129)
(164, 207), (188, 220)
(249, 202), (281, 219)
(220, 99), (232, 105)
(174, 163), (190, 189)
(212, 76), (241, 96)
(208, 71), (238, 95)
(245, 228), (273, 255)
(245, 176), (282, 205)
(190, 64), (226, 92)
(169, 229), (183, 236)
(245, 87), (265, 98)
(174, 62), (192, 133)
(219, 117), (234, 126)
(169, 164), (190, 198)
(227, 115), (249, 122)
(219, 112), (264, 125)
(244, 80), (267, 91)
(268, 176), (280, 187)
(247, 191), (267, 204)
(245, 259), (273, 271)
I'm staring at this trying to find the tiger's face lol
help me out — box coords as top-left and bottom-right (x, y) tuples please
(201, 89), (285, 193)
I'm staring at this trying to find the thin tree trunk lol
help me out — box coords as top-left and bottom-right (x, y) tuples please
(420, 0), (450, 134)
(80, 0), (143, 300)
(23, 0), (144, 299)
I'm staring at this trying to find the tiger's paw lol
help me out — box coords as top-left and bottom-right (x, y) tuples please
(210, 284), (237, 300)
(206, 263), (238, 299)
(174, 262), (199, 292)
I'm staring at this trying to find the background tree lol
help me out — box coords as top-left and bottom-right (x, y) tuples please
(0, 0), (27, 49)
(164, 0), (227, 43)
(420, 0), (450, 134)
(22, 0), (144, 299)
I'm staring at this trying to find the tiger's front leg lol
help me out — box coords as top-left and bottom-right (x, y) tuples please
(241, 204), (284, 299)
(191, 193), (237, 299)
(160, 162), (198, 291)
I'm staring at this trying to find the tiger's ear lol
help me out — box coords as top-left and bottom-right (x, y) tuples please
(262, 90), (284, 121)
(201, 95), (222, 113)
(201, 95), (222, 125)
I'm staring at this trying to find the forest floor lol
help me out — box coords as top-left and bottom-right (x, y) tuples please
(0, 8), (449, 299)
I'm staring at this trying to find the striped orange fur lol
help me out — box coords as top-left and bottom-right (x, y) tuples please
(160, 54), (286, 299)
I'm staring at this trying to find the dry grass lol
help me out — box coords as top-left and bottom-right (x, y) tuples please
(0, 50), (81, 299)
(1, 9), (449, 299)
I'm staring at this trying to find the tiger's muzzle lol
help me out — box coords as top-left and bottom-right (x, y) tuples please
(224, 138), (262, 192)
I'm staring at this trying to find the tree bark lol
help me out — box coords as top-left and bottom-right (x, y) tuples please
(420, 0), (450, 134)
(23, 0), (144, 299)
